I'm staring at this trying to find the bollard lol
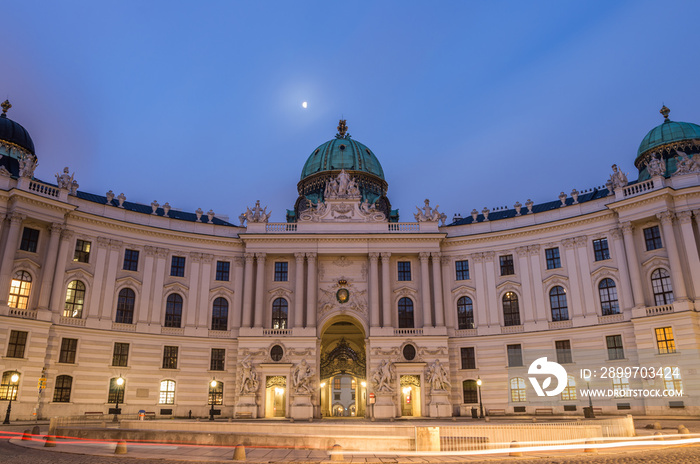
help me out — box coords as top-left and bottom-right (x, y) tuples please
(232, 444), (246, 461)
(22, 430), (31, 441)
(330, 443), (344, 461)
(653, 422), (662, 430)
(44, 435), (56, 447)
(31, 425), (40, 436)
(678, 426), (690, 435)
(584, 440), (598, 453)
(115, 440), (128, 454)
(654, 432), (664, 441)
(509, 441), (523, 457)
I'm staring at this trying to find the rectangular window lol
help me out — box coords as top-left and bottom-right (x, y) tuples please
(170, 256), (185, 277)
(455, 260), (469, 280)
(274, 262), (288, 281)
(593, 238), (610, 261)
(108, 378), (125, 404)
(606, 335), (625, 360)
(555, 340), (572, 364)
(507, 344), (523, 367)
(6, 330), (28, 358)
(123, 249), (139, 271)
(500, 254), (514, 276)
(334, 393), (340, 401)
(215, 261), (230, 281)
(73, 239), (91, 263)
(655, 327), (676, 354)
(20, 227), (40, 252)
(460, 347), (476, 369)
(398, 261), (411, 281)
(351, 379), (356, 390)
(58, 338), (78, 364)
(112, 342), (129, 367)
(545, 247), (561, 269)
(334, 377), (341, 390)
(351, 391), (356, 400)
(644, 226), (663, 251)
(162, 346), (178, 369)
(0, 372), (20, 400)
(210, 348), (225, 371)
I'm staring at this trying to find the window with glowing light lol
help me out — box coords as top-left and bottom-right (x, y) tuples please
(8, 270), (31, 309)
(159, 379), (176, 404)
(208, 381), (223, 405)
(663, 368), (682, 392)
(510, 377), (526, 402)
(63, 280), (86, 318)
(561, 375), (576, 400)
(0, 371), (20, 400)
(108, 377), (125, 403)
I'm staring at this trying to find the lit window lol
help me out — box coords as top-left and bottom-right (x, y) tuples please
(162, 346), (178, 369)
(115, 288), (135, 324)
(63, 280), (86, 318)
(593, 238), (610, 261)
(549, 286), (569, 321)
(274, 262), (288, 281)
(612, 377), (629, 397)
(211, 297), (228, 330)
(457, 296), (474, 329)
(545, 247), (561, 269)
(108, 377), (125, 403)
(455, 260), (469, 280)
(663, 368), (682, 392)
(599, 279), (620, 315)
(398, 297), (414, 328)
(159, 379), (176, 404)
(655, 327), (676, 354)
(165, 294), (183, 328)
(8, 270), (32, 309)
(651, 269), (674, 305)
(208, 381), (223, 405)
(272, 298), (288, 329)
(510, 377), (526, 402)
(503, 292), (520, 326)
(53, 375), (73, 402)
(644, 226), (663, 251)
(0, 371), (21, 400)
(73, 239), (91, 263)
(561, 375), (577, 400)
(334, 377), (341, 390)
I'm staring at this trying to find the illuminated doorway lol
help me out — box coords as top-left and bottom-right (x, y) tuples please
(400, 375), (421, 417)
(264, 376), (286, 418)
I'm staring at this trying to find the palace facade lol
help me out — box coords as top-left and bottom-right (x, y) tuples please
(1, 102), (699, 420)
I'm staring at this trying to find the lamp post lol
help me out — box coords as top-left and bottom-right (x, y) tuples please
(209, 379), (218, 421)
(583, 373), (595, 418)
(113, 376), (124, 423)
(3, 372), (20, 425)
(476, 376), (484, 419)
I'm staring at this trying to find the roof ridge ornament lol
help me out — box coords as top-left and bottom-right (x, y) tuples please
(660, 105), (670, 121)
(1, 99), (11, 118)
(335, 119), (350, 139)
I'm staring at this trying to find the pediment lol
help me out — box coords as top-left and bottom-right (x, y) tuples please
(451, 284), (477, 294)
(210, 285), (234, 295)
(65, 268), (95, 281)
(393, 285), (417, 295)
(590, 265), (618, 279)
(163, 281), (188, 293)
(268, 286), (293, 298)
(14, 257), (41, 270)
(641, 255), (669, 269)
(496, 280), (521, 290)
(115, 275), (142, 287)
(541, 274), (569, 285)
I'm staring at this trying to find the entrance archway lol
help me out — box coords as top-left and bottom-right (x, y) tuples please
(319, 317), (366, 418)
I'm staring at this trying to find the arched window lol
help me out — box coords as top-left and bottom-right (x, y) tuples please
(272, 298), (288, 329)
(208, 380), (223, 405)
(159, 379), (176, 404)
(8, 271), (31, 309)
(107, 377), (125, 403)
(462, 379), (478, 403)
(651, 269), (674, 305)
(502, 292), (520, 326)
(510, 377), (526, 402)
(0, 371), (20, 400)
(398, 297), (414, 328)
(561, 375), (576, 401)
(457, 296), (474, 329)
(211, 297), (228, 331)
(53, 375), (73, 402)
(599, 278), (620, 315)
(165, 294), (183, 328)
(549, 286), (569, 321)
(115, 288), (135, 324)
(64, 280), (86, 318)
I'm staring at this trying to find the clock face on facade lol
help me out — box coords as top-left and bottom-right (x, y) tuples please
(336, 288), (349, 304)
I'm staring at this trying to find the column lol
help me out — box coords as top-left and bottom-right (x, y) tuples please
(88, 238), (109, 320)
(483, 252), (498, 326)
(609, 228), (634, 310)
(185, 253), (201, 327)
(441, 256), (454, 329)
(657, 211), (688, 301)
(368, 253), (380, 328)
(305, 252), (317, 328)
(515, 246), (535, 323)
(49, 229), (74, 312)
(0, 212), (25, 304)
(381, 252), (392, 327)
(678, 211), (700, 298)
(197, 254), (213, 328)
(242, 253), (255, 327)
(137, 246), (156, 323)
(419, 252), (432, 328)
(232, 256), (245, 328)
(471, 253), (488, 327)
(561, 238), (584, 318)
(37, 223), (63, 310)
(620, 222), (644, 307)
(254, 252), (266, 328)
(574, 236), (596, 317)
(431, 252), (444, 327)
(527, 245), (547, 322)
(98, 239), (121, 319)
(294, 252), (305, 328)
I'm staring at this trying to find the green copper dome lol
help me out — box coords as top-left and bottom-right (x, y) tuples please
(301, 121), (384, 180)
(636, 106), (700, 159)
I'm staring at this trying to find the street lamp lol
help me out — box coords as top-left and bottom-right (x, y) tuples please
(209, 379), (218, 421)
(113, 376), (124, 423)
(3, 372), (20, 425)
(583, 373), (595, 418)
(476, 376), (484, 419)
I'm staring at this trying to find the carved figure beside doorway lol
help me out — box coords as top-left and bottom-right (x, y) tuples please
(426, 359), (451, 392)
(292, 359), (315, 395)
(371, 359), (396, 393)
(239, 354), (259, 394)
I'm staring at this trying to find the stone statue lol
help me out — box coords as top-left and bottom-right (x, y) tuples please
(426, 359), (451, 392)
(371, 359), (396, 393)
(55, 167), (74, 189)
(609, 164), (628, 189)
(239, 354), (259, 394)
(414, 199), (443, 222)
(18, 153), (37, 178)
(673, 150), (700, 175)
(292, 359), (314, 395)
(645, 153), (666, 177)
(240, 200), (271, 225)
(324, 169), (362, 199)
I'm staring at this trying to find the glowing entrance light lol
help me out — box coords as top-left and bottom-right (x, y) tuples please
(274, 387), (285, 395)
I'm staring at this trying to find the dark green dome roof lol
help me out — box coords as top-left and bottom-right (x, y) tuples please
(0, 100), (35, 155)
(636, 106), (700, 159)
(301, 122), (384, 181)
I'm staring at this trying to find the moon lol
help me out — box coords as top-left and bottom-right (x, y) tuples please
(302, 101), (308, 109)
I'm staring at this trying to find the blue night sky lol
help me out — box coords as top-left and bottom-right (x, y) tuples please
(3, 1), (700, 223)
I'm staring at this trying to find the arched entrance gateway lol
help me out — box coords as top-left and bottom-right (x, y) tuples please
(319, 317), (367, 418)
